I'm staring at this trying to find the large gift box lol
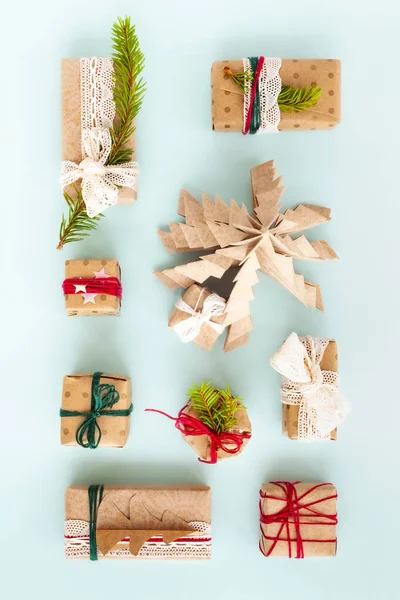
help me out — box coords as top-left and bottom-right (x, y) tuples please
(60, 373), (132, 448)
(270, 333), (350, 441)
(64, 485), (212, 560)
(63, 259), (122, 316)
(259, 481), (337, 558)
(211, 58), (341, 132)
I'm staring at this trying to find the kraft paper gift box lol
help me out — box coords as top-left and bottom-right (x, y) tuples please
(211, 59), (341, 132)
(168, 284), (226, 351)
(63, 259), (122, 316)
(64, 485), (212, 560)
(61, 373), (132, 448)
(259, 482), (338, 558)
(61, 58), (136, 205)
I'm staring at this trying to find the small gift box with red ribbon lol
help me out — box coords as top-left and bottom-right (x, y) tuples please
(60, 373), (132, 448)
(146, 382), (251, 463)
(63, 259), (122, 316)
(259, 481), (338, 558)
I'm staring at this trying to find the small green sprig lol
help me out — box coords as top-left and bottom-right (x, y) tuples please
(188, 382), (244, 434)
(57, 16), (145, 249)
(224, 66), (322, 113)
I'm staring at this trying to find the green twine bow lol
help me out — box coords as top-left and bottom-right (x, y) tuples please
(60, 372), (133, 449)
(248, 56), (261, 134)
(89, 484), (104, 561)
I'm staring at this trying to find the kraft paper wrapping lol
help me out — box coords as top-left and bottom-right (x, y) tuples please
(168, 284), (225, 351)
(61, 58), (136, 205)
(61, 374), (131, 447)
(260, 482), (337, 557)
(282, 340), (338, 440)
(211, 59), (341, 132)
(65, 486), (211, 560)
(64, 259), (121, 316)
(182, 402), (251, 462)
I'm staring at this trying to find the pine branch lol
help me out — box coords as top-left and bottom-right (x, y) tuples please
(57, 188), (103, 250)
(107, 16), (146, 165)
(224, 67), (322, 113)
(188, 382), (244, 434)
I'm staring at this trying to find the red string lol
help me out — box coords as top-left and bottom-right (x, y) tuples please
(243, 56), (265, 135)
(145, 407), (251, 464)
(62, 277), (122, 299)
(259, 481), (338, 558)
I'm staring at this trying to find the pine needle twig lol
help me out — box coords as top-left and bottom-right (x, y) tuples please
(188, 382), (244, 434)
(57, 188), (103, 250)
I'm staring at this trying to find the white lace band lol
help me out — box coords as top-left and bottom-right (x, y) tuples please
(60, 56), (138, 217)
(173, 290), (226, 342)
(270, 332), (351, 441)
(64, 519), (212, 559)
(243, 57), (282, 134)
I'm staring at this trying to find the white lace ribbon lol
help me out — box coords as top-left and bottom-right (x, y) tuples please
(60, 128), (138, 218)
(174, 291), (226, 343)
(270, 332), (350, 441)
(243, 57), (282, 134)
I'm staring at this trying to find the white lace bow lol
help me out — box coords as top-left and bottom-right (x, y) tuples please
(174, 292), (226, 342)
(270, 332), (350, 441)
(60, 128), (138, 218)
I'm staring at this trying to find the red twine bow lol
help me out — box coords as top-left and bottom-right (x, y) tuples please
(62, 277), (122, 299)
(259, 481), (338, 558)
(145, 407), (251, 464)
(243, 56), (265, 135)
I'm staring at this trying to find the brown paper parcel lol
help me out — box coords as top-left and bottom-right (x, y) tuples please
(64, 259), (121, 316)
(64, 486), (212, 559)
(168, 284), (225, 350)
(155, 160), (337, 352)
(182, 402), (251, 462)
(211, 59), (341, 132)
(260, 482), (337, 557)
(61, 58), (136, 205)
(61, 374), (131, 447)
(282, 340), (338, 441)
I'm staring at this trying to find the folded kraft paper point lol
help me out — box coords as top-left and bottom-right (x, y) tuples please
(270, 333), (351, 441)
(211, 57), (341, 133)
(63, 259), (122, 316)
(64, 485), (211, 560)
(155, 160), (338, 352)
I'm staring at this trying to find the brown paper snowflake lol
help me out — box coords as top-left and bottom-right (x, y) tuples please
(154, 161), (337, 352)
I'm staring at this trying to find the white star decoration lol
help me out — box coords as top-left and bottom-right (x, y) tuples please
(93, 268), (110, 279)
(82, 293), (98, 305)
(74, 284), (87, 293)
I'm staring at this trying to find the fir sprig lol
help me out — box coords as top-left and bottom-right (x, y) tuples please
(56, 16), (145, 249)
(108, 16), (146, 165)
(188, 382), (244, 434)
(57, 188), (103, 250)
(224, 67), (322, 113)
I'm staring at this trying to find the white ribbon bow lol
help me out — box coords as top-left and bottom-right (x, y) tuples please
(173, 292), (226, 343)
(60, 128), (138, 218)
(270, 332), (350, 441)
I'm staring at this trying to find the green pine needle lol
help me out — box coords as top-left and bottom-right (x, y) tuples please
(188, 382), (245, 434)
(57, 16), (146, 249)
(224, 66), (322, 113)
(278, 84), (322, 113)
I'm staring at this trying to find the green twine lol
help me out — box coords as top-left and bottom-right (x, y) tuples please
(60, 372), (133, 449)
(88, 484), (104, 561)
(248, 56), (261, 134)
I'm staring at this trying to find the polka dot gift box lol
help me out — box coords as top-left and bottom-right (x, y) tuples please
(211, 58), (341, 133)
(60, 373), (132, 448)
(62, 259), (122, 316)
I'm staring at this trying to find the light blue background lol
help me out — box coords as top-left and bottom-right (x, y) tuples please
(1, 0), (398, 598)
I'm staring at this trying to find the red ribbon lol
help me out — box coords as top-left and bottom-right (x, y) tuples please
(145, 407), (251, 464)
(62, 277), (122, 299)
(259, 481), (338, 558)
(243, 56), (265, 135)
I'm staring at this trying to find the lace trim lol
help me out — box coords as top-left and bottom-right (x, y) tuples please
(80, 57), (116, 157)
(64, 519), (212, 559)
(243, 57), (282, 134)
